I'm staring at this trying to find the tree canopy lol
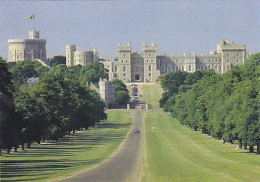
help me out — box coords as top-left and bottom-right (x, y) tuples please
(160, 53), (260, 154)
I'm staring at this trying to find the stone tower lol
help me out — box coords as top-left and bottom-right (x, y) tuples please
(66, 45), (76, 67)
(8, 30), (46, 63)
(29, 30), (40, 39)
(118, 43), (132, 82)
(142, 43), (157, 82)
(217, 39), (246, 73)
(99, 78), (115, 108)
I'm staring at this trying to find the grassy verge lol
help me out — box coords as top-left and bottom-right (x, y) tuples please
(0, 110), (133, 182)
(142, 84), (163, 109)
(142, 109), (260, 182)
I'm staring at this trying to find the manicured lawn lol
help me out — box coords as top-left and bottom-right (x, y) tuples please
(142, 84), (163, 109)
(0, 110), (133, 182)
(142, 109), (260, 182)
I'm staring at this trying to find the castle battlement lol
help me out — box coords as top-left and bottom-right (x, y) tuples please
(142, 42), (157, 52)
(118, 43), (132, 52)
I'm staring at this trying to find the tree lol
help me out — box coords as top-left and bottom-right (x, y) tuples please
(115, 90), (130, 106)
(50, 55), (66, 67)
(10, 60), (50, 86)
(112, 79), (130, 107)
(80, 62), (108, 85)
(0, 58), (22, 154)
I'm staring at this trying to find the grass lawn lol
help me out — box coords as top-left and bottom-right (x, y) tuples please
(143, 110), (260, 182)
(142, 84), (260, 182)
(142, 84), (163, 109)
(0, 110), (133, 182)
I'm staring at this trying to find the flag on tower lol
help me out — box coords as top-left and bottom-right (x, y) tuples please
(28, 14), (35, 19)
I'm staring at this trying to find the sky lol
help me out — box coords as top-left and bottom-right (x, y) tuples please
(0, 1), (259, 59)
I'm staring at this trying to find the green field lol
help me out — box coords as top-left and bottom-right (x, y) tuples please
(142, 84), (163, 109)
(0, 110), (133, 181)
(142, 84), (260, 182)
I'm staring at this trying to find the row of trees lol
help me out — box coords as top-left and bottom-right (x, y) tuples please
(160, 53), (259, 154)
(0, 59), (108, 154)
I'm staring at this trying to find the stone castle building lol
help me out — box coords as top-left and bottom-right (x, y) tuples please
(101, 39), (250, 83)
(8, 30), (47, 63)
(66, 45), (99, 67)
(89, 78), (115, 108)
(66, 39), (251, 83)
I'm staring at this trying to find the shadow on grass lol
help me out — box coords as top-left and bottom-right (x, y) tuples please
(0, 159), (100, 178)
(0, 122), (131, 180)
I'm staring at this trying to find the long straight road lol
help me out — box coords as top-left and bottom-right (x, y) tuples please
(60, 110), (144, 182)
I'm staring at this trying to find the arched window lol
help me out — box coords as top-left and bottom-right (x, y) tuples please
(149, 65), (151, 71)
(123, 66), (126, 72)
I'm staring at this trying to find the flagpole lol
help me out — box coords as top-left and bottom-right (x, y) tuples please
(33, 14), (35, 31)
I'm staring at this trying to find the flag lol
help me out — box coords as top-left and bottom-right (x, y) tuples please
(28, 14), (35, 19)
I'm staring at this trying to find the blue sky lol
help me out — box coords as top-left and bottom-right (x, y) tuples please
(0, 1), (259, 59)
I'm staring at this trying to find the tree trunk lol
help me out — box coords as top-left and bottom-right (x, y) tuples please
(73, 129), (75, 133)
(244, 142), (247, 150)
(7, 148), (10, 154)
(257, 141), (260, 154)
(238, 139), (242, 149)
(15, 146), (17, 152)
(22, 144), (24, 150)
(27, 143), (31, 148)
(0, 148), (2, 156)
(249, 146), (254, 153)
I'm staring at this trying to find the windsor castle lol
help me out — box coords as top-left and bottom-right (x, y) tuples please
(8, 30), (251, 83)
(66, 39), (251, 83)
(7, 30), (252, 107)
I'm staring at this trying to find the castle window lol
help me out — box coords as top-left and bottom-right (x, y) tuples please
(149, 65), (151, 71)
(115, 66), (118, 72)
(123, 66), (126, 72)
(149, 73), (151, 76)
(189, 65), (191, 71)
(219, 65), (221, 71)
(123, 73), (126, 76)
(147, 60), (148, 63)
(237, 53), (239, 56)
(208, 65), (210, 69)
(122, 60), (123, 63)
(126, 60), (127, 63)
(124, 54), (125, 57)
(237, 59), (239, 63)
(182, 65), (184, 71)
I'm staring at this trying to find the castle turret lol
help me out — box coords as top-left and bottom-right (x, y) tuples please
(99, 78), (115, 108)
(118, 43), (132, 82)
(66, 45), (76, 67)
(29, 30), (40, 39)
(142, 43), (158, 82)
